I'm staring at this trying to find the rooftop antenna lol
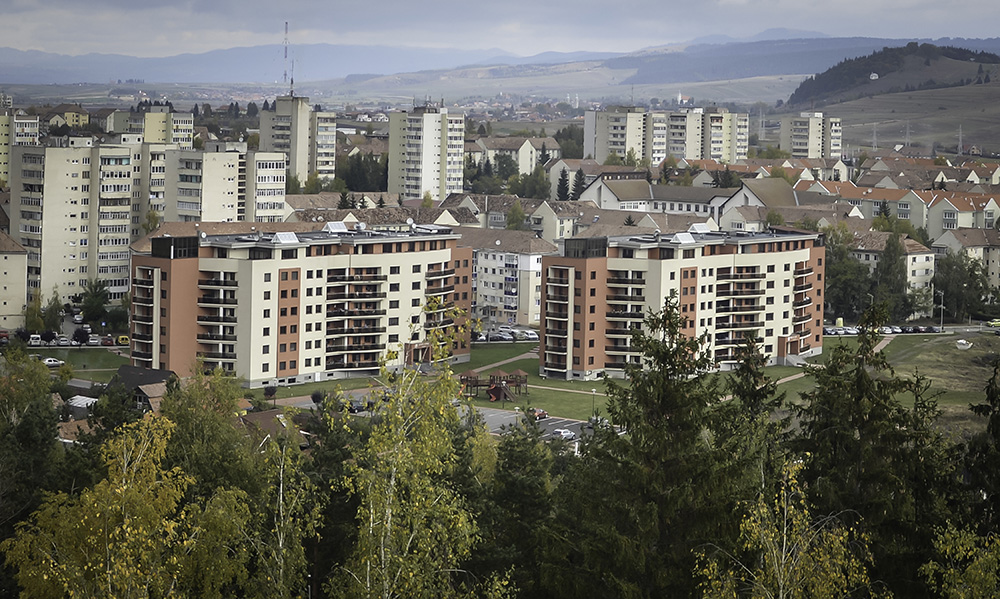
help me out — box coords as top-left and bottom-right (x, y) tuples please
(289, 60), (295, 97)
(283, 21), (289, 86)
(904, 120), (911, 147)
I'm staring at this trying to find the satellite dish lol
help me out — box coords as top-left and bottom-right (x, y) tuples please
(495, 239), (501, 246)
(200, 231), (207, 239)
(358, 222), (367, 230)
(406, 218), (414, 226)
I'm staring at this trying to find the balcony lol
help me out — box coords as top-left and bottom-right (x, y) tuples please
(793, 312), (811, 324)
(717, 272), (765, 280)
(196, 314), (237, 324)
(327, 326), (387, 336)
(607, 311), (644, 320)
(133, 296), (154, 305)
(546, 294), (570, 303)
(607, 276), (646, 286)
(606, 328), (634, 337)
(714, 336), (762, 347)
(604, 361), (628, 369)
(198, 351), (237, 360)
(424, 318), (455, 329)
(425, 268), (455, 279)
(327, 308), (387, 318)
(793, 282), (813, 292)
(547, 277), (570, 286)
(543, 360), (568, 370)
(328, 273), (387, 283)
(132, 333), (153, 342)
(328, 360), (380, 370)
(793, 297), (813, 308)
(544, 343), (567, 352)
(425, 284), (455, 295)
(608, 295), (645, 303)
(133, 277), (154, 287)
(328, 343), (387, 353)
(545, 328), (569, 337)
(794, 267), (814, 277)
(716, 303), (763, 313)
(198, 296), (238, 306)
(545, 311), (569, 320)
(198, 278), (238, 287)
(716, 320), (763, 330)
(605, 345), (636, 353)
(133, 313), (153, 324)
(133, 350), (153, 360)
(197, 333), (238, 342)
(716, 287), (765, 297)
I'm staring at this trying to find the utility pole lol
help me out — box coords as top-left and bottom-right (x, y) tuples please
(283, 21), (289, 86)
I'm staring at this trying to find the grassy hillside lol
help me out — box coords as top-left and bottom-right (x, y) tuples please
(798, 81), (1000, 156)
(789, 42), (1000, 106)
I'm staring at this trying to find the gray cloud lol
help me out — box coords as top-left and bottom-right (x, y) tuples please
(1, 0), (999, 58)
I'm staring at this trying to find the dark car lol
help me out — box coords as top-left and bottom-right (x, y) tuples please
(101, 336), (114, 346)
(928, 326), (942, 333)
(347, 399), (366, 413)
(914, 326), (928, 333)
(901, 326), (916, 333)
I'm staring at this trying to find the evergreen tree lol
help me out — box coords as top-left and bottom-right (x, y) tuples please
(556, 168), (570, 201)
(571, 168), (586, 201)
(506, 199), (527, 230)
(337, 191), (351, 209)
(871, 233), (912, 321)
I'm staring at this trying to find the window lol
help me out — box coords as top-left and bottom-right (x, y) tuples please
(411, 315), (420, 324)
(280, 308), (287, 317)
(412, 281), (421, 290)
(280, 326), (287, 334)
(264, 291), (271, 300)
(281, 290), (288, 298)
(413, 265), (421, 273)
(412, 298), (420, 307)
(280, 344), (287, 353)
(389, 334), (399, 342)
(389, 317), (399, 325)
(263, 327), (270, 336)
(264, 273), (271, 282)
(390, 283), (399, 292)
(390, 300), (399, 309)
(262, 363), (269, 372)
(263, 345), (270, 354)
(390, 266), (400, 274)
(263, 309), (271, 318)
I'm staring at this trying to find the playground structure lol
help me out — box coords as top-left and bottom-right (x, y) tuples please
(460, 368), (529, 401)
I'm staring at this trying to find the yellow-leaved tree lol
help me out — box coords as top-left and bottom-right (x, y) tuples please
(697, 461), (887, 599)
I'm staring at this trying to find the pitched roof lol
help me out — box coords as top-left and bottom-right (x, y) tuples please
(742, 178), (798, 207)
(290, 206), (480, 226)
(849, 231), (930, 255)
(457, 228), (558, 254)
(440, 194), (545, 215)
(0, 229), (26, 254)
(936, 227), (1000, 248)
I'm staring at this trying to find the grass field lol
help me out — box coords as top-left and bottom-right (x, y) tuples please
(33, 347), (131, 373)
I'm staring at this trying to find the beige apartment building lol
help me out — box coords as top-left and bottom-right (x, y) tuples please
(0, 108), (40, 184)
(107, 107), (194, 149)
(779, 112), (843, 159)
(0, 230), (28, 329)
(164, 141), (287, 224)
(387, 105), (465, 201)
(11, 141), (136, 304)
(130, 222), (473, 387)
(584, 106), (749, 165)
(540, 228), (825, 381)
(259, 96), (337, 182)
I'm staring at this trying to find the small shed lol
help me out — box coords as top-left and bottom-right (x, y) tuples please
(66, 395), (98, 420)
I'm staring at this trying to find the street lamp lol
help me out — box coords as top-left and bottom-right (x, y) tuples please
(591, 388), (597, 416)
(936, 290), (945, 330)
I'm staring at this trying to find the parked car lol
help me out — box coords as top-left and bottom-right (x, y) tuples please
(914, 326), (928, 333)
(553, 428), (577, 441)
(473, 333), (487, 342)
(57, 336), (70, 346)
(82, 324), (92, 333)
(88, 335), (101, 346)
(347, 399), (366, 413)
(72, 314), (84, 324)
(41, 357), (65, 368)
(101, 336), (114, 346)
(988, 319), (1000, 327)
(843, 327), (859, 335)
(823, 327), (837, 335)
(890, 326), (903, 334)
(521, 330), (539, 341)
(488, 331), (513, 342)
(527, 407), (548, 420)
(587, 415), (609, 429)
(928, 326), (943, 333)
(117, 335), (130, 346)
(901, 326), (916, 333)
(28, 334), (42, 346)
(879, 326), (893, 334)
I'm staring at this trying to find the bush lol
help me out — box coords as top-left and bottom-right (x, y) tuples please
(264, 385), (277, 399)
(311, 390), (325, 405)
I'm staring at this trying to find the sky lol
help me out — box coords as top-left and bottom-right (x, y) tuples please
(3, 0), (999, 58)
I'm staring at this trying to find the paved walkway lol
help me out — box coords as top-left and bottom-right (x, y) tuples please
(764, 334), (897, 389)
(472, 348), (538, 374)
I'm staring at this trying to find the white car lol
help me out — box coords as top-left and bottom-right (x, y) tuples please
(41, 357), (65, 368)
(88, 335), (101, 346)
(521, 330), (539, 341)
(553, 428), (576, 441)
(57, 336), (70, 346)
(72, 314), (84, 324)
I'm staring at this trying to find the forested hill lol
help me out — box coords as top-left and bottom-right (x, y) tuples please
(788, 42), (1000, 106)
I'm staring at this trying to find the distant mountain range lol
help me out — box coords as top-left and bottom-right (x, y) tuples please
(3, 34), (1000, 90)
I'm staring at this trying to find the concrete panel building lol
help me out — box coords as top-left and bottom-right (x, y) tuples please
(129, 221), (472, 387)
(779, 112), (843, 159)
(388, 105), (465, 202)
(540, 228), (825, 381)
(259, 96), (337, 182)
(0, 230), (27, 329)
(0, 108), (40, 185)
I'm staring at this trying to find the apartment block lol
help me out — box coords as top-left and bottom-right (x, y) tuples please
(585, 106), (749, 165)
(0, 108), (40, 184)
(459, 228), (558, 328)
(779, 112), (843, 159)
(106, 106), (194, 149)
(387, 104), (465, 201)
(540, 229), (825, 381)
(130, 222), (472, 387)
(0, 230), (28, 329)
(259, 96), (337, 182)
(11, 141), (136, 304)
(164, 141), (287, 224)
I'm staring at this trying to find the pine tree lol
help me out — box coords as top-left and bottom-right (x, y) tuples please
(571, 168), (586, 200)
(556, 168), (570, 201)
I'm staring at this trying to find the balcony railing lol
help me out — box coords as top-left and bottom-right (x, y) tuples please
(133, 313), (153, 324)
(198, 278), (238, 287)
(604, 361), (628, 369)
(424, 318), (455, 329)
(133, 350), (153, 360)
(716, 304), (763, 313)
(196, 314), (237, 323)
(543, 361), (568, 370)
(197, 333), (238, 342)
(793, 283), (813, 292)
(607, 277), (646, 285)
(545, 328), (569, 337)
(133, 277), (154, 287)
(545, 311), (569, 319)
(327, 326), (387, 335)
(716, 288), (765, 297)
(133, 296), (154, 305)
(793, 297), (813, 308)
(326, 309), (387, 318)
(607, 311), (644, 319)
(717, 272), (765, 280)
(547, 277), (570, 286)
(794, 267), (814, 277)
(608, 295), (645, 303)
(605, 345), (637, 353)
(198, 296), (238, 305)
(425, 268), (455, 279)
(198, 351), (237, 360)
(716, 320), (763, 330)
(545, 294), (570, 303)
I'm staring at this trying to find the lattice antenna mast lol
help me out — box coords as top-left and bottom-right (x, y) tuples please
(283, 21), (289, 86)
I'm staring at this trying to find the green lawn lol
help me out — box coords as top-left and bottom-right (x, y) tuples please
(463, 342), (539, 372)
(35, 347), (131, 373)
(466, 387), (598, 422)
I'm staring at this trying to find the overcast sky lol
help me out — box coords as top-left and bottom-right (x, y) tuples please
(3, 0), (998, 58)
